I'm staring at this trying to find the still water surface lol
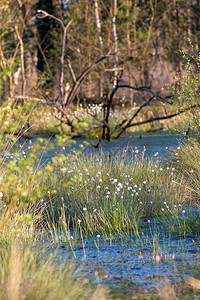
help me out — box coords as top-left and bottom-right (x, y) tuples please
(29, 132), (186, 163)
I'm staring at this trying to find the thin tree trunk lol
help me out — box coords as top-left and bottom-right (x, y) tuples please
(85, 0), (92, 98)
(133, 0), (137, 44)
(126, 0), (133, 104)
(112, 0), (118, 88)
(15, 25), (26, 96)
(60, 26), (67, 105)
(94, 0), (104, 98)
(94, 0), (104, 56)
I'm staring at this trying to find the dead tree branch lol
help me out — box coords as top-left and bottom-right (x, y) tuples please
(65, 51), (111, 107)
(66, 56), (76, 82)
(115, 105), (198, 139)
(103, 82), (170, 140)
(87, 109), (109, 127)
(115, 95), (155, 131)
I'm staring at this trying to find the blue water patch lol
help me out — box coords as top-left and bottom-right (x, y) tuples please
(17, 133), (186, 164)
(47, 227), (200, 294)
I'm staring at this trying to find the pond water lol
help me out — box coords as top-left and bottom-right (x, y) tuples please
(27, 132), (186, 164)
(50, 224), (200, 296)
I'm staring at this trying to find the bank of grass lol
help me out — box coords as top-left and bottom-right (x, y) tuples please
(1, 139), (197, 236)
(28, 104), (188, 138)
(1, 133), (200, 238)
(169, 138), (200, 194)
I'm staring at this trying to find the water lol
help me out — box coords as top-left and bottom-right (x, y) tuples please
(51, 228), (200, 295)
(21, 132), (186, 164)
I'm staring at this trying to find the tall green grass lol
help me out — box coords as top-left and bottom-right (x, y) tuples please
(169, 138), (200, 195)
(44, 151), (190, 237)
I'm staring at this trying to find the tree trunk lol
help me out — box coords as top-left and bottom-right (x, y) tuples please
(94, 0), (104, 98)
(112, 0), (118, 88)
(85, 0), (92, 98)
(22, 3), (38, 94)
(126, 0), (133, 105)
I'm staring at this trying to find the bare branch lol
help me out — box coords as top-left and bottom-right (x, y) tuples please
(37, 10), (65, 30)
(87, 109), (109, 126)
(0, 6), (8, 10)
(66, 56), (76, 82)
(115, 95), (155, 131)
(102, 82), (172, 140)
(36, 37), (53, 78)
(115, 104), (198, 139)
(37, 10), (73, 105)
(65, 51), (111, 107)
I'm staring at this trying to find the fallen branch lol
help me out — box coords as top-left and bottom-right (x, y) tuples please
(115, 95), (155, 131)
(115, 104), (198, 139)
(13, 95), (48, 104)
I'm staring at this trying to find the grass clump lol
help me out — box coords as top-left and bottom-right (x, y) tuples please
(45, 152), (189, 236)
(169, 138), (200, 194)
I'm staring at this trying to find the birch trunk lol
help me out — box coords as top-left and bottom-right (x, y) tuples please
(85, 0), (92, 98)
(126, 0), (133, 104)
(112, 0), (118, 88)
(94, 0), (104, 97)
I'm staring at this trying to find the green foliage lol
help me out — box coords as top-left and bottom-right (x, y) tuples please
(173, 46), (200, 136)
(0, 99), (34, 144)
(169, 138), (200, 198)
(0, 100), (73, 232)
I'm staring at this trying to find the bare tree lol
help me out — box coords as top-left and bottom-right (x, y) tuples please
(37, 10), (73, 107)
(112, 0), (118, 88)
(94, 0), (105, 98)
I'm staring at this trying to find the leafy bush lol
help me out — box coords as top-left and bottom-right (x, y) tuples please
(173, 45), (200, 136)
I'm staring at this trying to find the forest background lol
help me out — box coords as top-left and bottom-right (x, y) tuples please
(0, 0), (200, 140)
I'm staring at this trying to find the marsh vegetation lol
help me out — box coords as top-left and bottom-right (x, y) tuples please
(0, 131), (199, 299)
(0, 0), (200, 298)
